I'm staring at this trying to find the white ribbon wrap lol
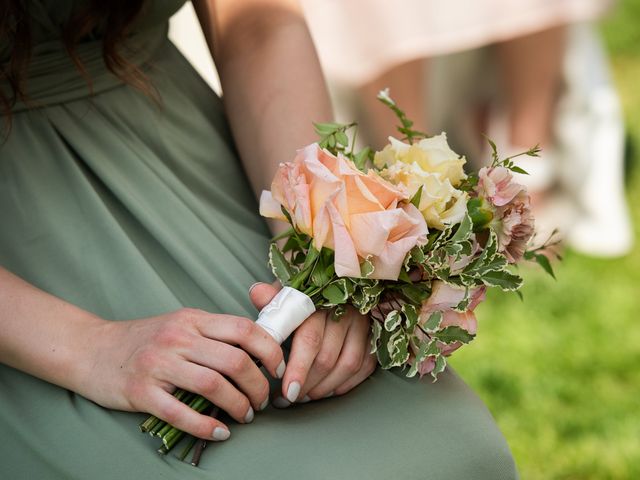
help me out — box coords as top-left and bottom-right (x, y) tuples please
(255, 287), (316, 345)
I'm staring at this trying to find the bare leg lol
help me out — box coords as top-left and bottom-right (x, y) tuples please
(356, 58), (429, 149)
(496, 26), (566, 148)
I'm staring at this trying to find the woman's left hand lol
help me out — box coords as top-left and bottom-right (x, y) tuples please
(250, 283), (377, 406)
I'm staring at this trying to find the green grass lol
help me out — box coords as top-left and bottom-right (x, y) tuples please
(450, 2), (640, 478)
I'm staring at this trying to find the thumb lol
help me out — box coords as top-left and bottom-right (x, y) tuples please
(249, 282), (282, 311)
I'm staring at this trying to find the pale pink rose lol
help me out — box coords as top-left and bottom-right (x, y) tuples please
(260, 143), (428, 280)
(476, 166), (535, 263)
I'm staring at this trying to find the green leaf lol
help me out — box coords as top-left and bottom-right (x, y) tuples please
(353, 147), (371, 171)
(399, 283), (430, 304)
(336, 131), (349, 147)
(370, 320), (382, 354)
(433, 326), (475, 344)
(330, 305), (347, 322)
(402, 304), (419, 331)
(410, 246), (425, 264)
(449, 213), (473, 244)
(313, 122), (343, 135)
(387, 330), (410, 367)
(322, 282), (347, 305)
(430, 355), (447, 381)
(384, 310), (402, 332)
(481, 269), (524, 291)
(360, 258), (375, 278)
(423, 311), (443, 332)
(410, 185), (423, 209)
(376, 329), (392, 369)
(533, 253), (556, 279)
(509, 165), (529, 175)
(268, 243), (294, 285)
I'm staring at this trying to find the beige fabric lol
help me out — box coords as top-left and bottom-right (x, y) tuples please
(302, 0), (614, 84)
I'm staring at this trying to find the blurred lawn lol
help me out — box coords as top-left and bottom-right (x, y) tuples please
(450, 2), (640, 478)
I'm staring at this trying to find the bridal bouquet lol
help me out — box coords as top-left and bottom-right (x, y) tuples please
(259, 89), (555, 378)
(140, 90), (556, 463)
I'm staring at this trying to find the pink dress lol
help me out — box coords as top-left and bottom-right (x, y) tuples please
(302, 0), (614, 84)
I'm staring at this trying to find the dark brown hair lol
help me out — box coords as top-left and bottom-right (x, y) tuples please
(1, 0), (149, 122)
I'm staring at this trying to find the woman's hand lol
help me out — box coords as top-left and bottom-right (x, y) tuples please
(86, 308), (285, 441)
(250, 283), (377, 407)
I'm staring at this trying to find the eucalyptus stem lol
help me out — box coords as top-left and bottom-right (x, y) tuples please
(179, 437), (197, 461)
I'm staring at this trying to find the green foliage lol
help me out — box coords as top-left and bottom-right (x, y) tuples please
(313, 121), (373, 171)
(377, 88), (429, 143)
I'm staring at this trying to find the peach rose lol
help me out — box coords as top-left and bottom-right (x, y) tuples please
(260, 143), (428, 280)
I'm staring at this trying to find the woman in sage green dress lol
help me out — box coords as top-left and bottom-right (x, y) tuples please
(0, 1), (518, 478)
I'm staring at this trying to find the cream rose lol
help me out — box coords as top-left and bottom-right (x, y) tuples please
(374, 134), (468, 229)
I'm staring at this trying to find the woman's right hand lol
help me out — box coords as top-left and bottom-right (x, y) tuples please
(84, 308), (285, 441)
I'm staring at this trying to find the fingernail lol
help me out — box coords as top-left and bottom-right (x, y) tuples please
(244, 406), (254, 423)
(299, 395), (311, 403)
(249, 282), (261, 294)
(275, 360), (286, 379)
(259, 397), (269, 411)
(212, 427), (231, 441)
(324, 391), (334, 398)
(272, 396), (291, 409)
(286, 381), (301, 403)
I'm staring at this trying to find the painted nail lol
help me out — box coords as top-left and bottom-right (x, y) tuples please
(259, 397), (269, 411)
(212, 427), (231, 441)
(299, 395), (311, 403)
(249, 282), (261, 294)
(286, 381), (301, 403)
(275, 360), (286, 379)
(244, 407), (254, 423)
(324, 391), (334, 398)
(272, 396), (291, 409)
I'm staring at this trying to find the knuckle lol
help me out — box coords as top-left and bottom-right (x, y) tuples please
(199, 372), (222, 397)
(158, 402), (181, 426)
(299, 329), (323, 351)
(227, 350), (252, 376)
(342, 353), (363, 374)
(313, 351), (335, 374)
(175, 307), (204, 325)
(233, 317), (256, 339)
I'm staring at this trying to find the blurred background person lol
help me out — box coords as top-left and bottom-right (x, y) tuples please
(301, 0), (632, 257)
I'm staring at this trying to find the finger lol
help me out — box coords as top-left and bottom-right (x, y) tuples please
(146, 388), (232, 441)
(168, 360), (256, 424)
(298, 312), (351, 398)
(281, 311), (326, 402)
(306, 313), (369, 399)
(249, 282), (281, 310)
(195, 314), (285, 379)
(185, 337), (270, 411)
(333, 352), (377, 396)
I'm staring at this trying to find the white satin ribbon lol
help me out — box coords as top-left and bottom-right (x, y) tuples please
(255, 287), (316, 344)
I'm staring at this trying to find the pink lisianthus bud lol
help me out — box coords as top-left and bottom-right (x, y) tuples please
(476, 166), (535, 263)
(410, 282), (486, 377)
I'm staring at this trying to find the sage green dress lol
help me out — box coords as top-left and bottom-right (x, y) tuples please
(0, 2), (518, 478)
